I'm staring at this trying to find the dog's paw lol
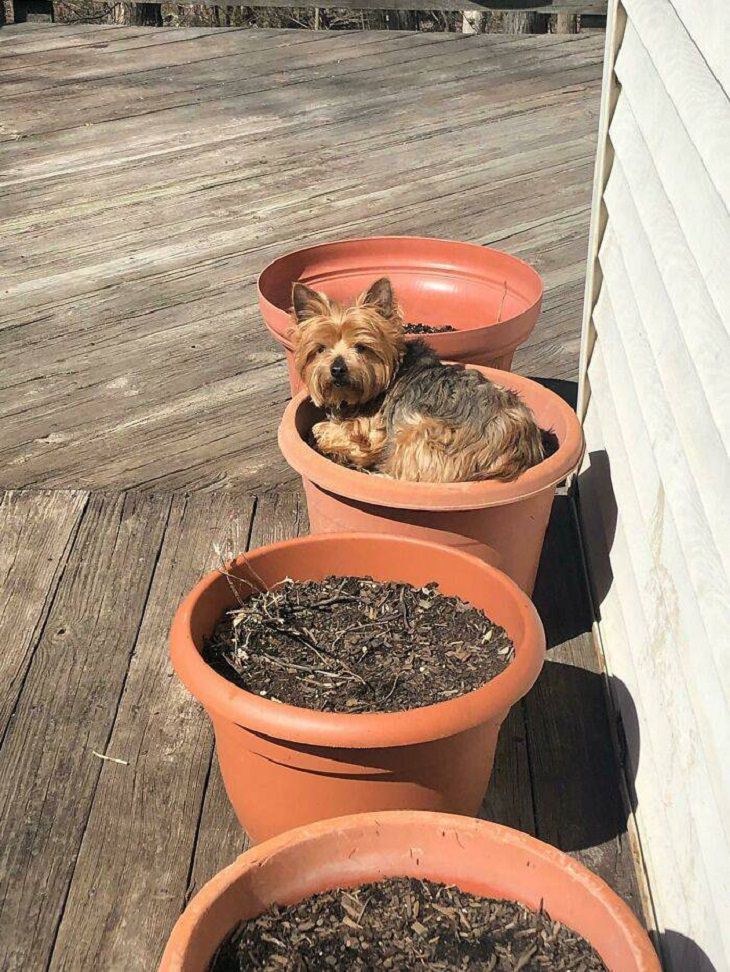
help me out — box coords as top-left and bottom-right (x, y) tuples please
(311, 420), (329, 446)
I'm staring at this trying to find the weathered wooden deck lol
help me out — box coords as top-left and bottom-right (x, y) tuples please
(1, 22), (603, 491)
(0, 22), (645, 972)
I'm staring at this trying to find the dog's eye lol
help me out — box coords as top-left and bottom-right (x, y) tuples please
(354, 343), (367, 354)
(316, 345), (326, 354)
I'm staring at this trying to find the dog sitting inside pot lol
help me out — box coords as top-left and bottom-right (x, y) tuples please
(290, 277), (544, 483)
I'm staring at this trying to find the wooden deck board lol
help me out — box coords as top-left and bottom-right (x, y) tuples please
(0, 25), (174, 56)
(47, 492), (255, 972)
(0, 42), (594, 198)
(0, 492), (171, 972)
(0, 488), (88, 739)
(0, 24), (602, 491)
(0, 32), (576, 118)
(479, 702), (536, 832)
(186, 490), (306, 901)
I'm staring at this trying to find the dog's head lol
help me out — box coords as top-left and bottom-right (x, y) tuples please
(291, 277), (405, 408)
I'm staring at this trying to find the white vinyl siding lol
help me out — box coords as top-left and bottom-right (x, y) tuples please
(578, 1), (730, 969)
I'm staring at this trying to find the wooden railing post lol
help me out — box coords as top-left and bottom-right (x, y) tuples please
(460, 9), (482, 33)
(462, 9), (551, 34)
(550, 11), (579, 32)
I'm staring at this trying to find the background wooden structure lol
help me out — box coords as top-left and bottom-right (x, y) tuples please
(5, 0), (607, 31)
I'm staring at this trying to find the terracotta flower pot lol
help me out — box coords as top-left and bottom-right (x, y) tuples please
(257, 236), (543, 394)
(170, 534), (544, 844)
(278, 367), (584, 594)
(159, 811), (660, 972)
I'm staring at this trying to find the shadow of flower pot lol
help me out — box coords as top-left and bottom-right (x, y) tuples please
(575, 448), (618, 618)
(658, 930), (718, 972)
(480, 489), (644, 915)
(527, 376), (578, 411)
(523, 661), (639, 852)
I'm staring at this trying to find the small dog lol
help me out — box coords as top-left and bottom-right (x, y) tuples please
(290, 277), (544, 482)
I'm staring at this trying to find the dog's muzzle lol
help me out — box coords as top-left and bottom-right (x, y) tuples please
(330, 356), (349, 387)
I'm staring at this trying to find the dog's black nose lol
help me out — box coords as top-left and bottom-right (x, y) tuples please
(330, 356), (348, 380)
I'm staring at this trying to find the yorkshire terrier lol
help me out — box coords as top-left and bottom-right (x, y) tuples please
(290, 277), (544, 482)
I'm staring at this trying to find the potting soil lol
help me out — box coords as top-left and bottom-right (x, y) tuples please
(209, 876), (609, 971)
(203, 575), (513, 713)
(403, 323), (458, 334)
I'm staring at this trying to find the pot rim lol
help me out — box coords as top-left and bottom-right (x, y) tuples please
(159, 811), (660, 972)
(169, 533), (545, 749)
(278, 366), (585, 512)
(257, 235), (544, 347)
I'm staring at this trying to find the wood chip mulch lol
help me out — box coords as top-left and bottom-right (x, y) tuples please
(404, 323), (458, 334)
(203, 575), (513, 713)
(209, 877), (609, 971)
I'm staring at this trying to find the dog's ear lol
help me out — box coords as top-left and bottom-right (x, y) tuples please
(292, 282), (330, 324)
(361, 277), (395, 318)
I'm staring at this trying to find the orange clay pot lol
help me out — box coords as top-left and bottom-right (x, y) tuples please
(278, 367), (584, 594)
(159, 811), (661, 972)
(257, 236), (543, 394)
(169, 534), (544, 844)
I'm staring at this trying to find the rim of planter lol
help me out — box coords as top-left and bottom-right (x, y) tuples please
(257, 235), (544, 355)
(169, 533), (545, 750)
(159, 811), (661, 972)
(278, 366), (584, 512)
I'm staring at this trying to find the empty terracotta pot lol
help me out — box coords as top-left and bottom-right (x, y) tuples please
(257, 236), (543, 394)
(159, 811), (660, 972)
(278, 367), (584, 594)
(170, 534), (544, 844)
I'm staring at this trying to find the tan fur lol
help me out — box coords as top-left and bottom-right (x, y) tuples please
(291, 279), (405, 409)
(312, 414), (388, 469)
(470, 400), (546, 481)
(380, 401), (543, 483)
(291, 278), (544, 483)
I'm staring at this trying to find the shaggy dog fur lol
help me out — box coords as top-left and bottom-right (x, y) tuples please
(291, 277), (544, 482)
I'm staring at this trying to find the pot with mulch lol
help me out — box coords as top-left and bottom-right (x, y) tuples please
(278, 367), (584, 594)
(257, 236), (543, 394)
(170, 534), (544, 843)
(158, 811), (661, 972)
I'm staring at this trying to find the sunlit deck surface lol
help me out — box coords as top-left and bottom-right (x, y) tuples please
(0, 22), (644, 971)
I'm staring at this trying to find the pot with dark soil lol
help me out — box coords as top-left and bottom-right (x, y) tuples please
(203, 576), (515, 715)
(170, 534), (545, 843)
(212, 878), (609, 970)
(158, 811), (662, 972)
(257, 237), (543, 394)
